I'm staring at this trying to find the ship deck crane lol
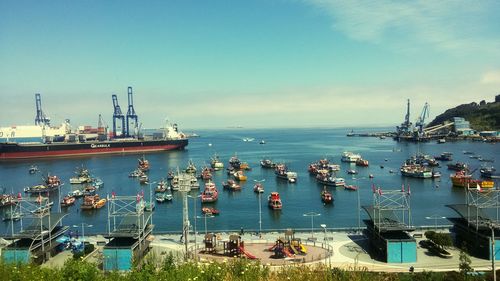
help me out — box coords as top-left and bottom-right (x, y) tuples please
(112, 94), (125, 138)
(34, 93), (50, 126)
(126, 86), (138, 137)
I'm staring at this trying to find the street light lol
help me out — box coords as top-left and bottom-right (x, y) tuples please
(425, 215), (447, 231)
(303, 212), (321, 241)
(352, 176), (368, 234)
(147, 181), (156, 224)
(320, 224), (327, 241)
(487, 222), (497, 281)
(196, 214), (214, 235)
(254, 179), (265, 234)
(188, 194), (202, 258)
(72, 223), (93, 244)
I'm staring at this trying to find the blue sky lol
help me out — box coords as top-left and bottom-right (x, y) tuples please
(1, 0), (499, 129)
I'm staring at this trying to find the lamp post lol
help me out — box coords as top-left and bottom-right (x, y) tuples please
(488, 222), (496, 281)
(254, 179), (265, 234)
(197, 214), (214, 235)
(425, 215), (446, 231)
(320, 224), (327, 241)
(303, 212), (321, 241)
(73, 223), (93, 244)
(188, 194), (202, 258)
(147, 181), (156, 224)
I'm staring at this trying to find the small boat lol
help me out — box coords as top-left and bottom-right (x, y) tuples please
(156, 192), (167, 203)
(201, 181), (219, 203)
(60, 195), (76, 207)
(260, 159), (277, 169)
(344, 185), (358, 191)
(200, 167), (213, 181)
(138, 156), (150, 172)
(432, 170), (441, 178)
(447, 162), (468, 171)
(341, 152), (362, 163)
(437, 138), (446, 144)
(233, 170), (247, 181)
(89, 178), (104, 189)
(346, 130), (354, 137)
(400, 164), (433, 178)
(229, 154), (242, 169)
(189, 175), (200, 189)
(259, 140), (266, 144)
(70, 166), (92, 184)
(222, 179), (241, 191)
(242, 137), (255, 142)
(315, 170), (345, 186)
(369, 174), (374, 179)
(129, 169), (144, 178)
(347, 169), (358, 175)
(185, 160), (197, 174)
(268, 192), (282, 210)
(480, 167), (500, 179)
(69, 189), (84, 198)
(463, 151), (474, 155)
(321, 188), (333, 203)
(167, 170), (175, 180)
(139, 175), (149, 185)
(83, 185), (96, 196)
(144, 202), (155, 212)
(275, 164), (297, 183)
(435, 152), (453, 161)
(202, 207), (220, 215)
(155, 181), (168, 193)
(44, 174), (63, 188)
(0, 194), (18, 207)
(81, 195), (106, 210)
(355, 159), (369, 167)
(28, 165), (39, 174)
(210, 154), (224, 171)
(253, 183), (264, 193)
(379, 135), (386, 139)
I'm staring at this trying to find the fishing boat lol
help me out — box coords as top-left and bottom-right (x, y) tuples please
(69, 189), (84, 198)
(400, 164), (433, 179)
(44, 174), (63, 188)
(200, 167), (213, 181)
(24, 184), (55, 194)
(327, 164), (341, 172)
(450, 171), (495, 188)
(344, 185), (358, 191)
(170, 175), (180, 190)
(253, 183), (264, 193)
(28, 165), (39, 174)
(89, 178), (104, 189)
(0, 194), (17, 207)
(480, 167), (500, 179)
(308, 164), (319, 175)
(229, 154), (242, 169)
(202, 207), (219, 215)
(232, 170), (247, 181)
(315, 170), (345, 187)
(268, 192), (282, 210)
(341, 152), (362, 163)
(447, 162), (468, 171)
(222, 179), (241, 191)
(275, 164), (297, 183)
(155, 180), (168, 193)
(60, 195), (76, 207)
(138, 156), (150, 172)
(201, 181), (219, 203)
(69, 166), (91, 184)
(129, 169), (144, 178)
(321, 188), (333, 203)
(139, 174), (149, 185)
(355, 159), (369, 167)
(185, 160), (197, 174)
(189, 175), (200, 189)
(435, 152), (453, 161)
(260, 159), (277, 169)
(155, 192), (167, 203)
(210, 154), (224, 171)
(81, 194), (106, 210)
(167, 170), (175, 180)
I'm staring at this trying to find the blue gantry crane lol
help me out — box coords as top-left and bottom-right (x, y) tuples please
(112, 94), (125, 138)
(126, 86), (138, 137)
(415, 102), (430, 135)
(34, 93), (50, 126)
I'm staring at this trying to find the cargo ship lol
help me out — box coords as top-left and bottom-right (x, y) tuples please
(0, 89), (188, 160)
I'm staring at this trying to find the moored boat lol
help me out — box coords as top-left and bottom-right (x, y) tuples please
(60, 195), (76, 207)
(185, 160), (197, 174)
(253, 183), (264, 193)
(201, 181), (219, 203)
(435, 152), (453, 161)
(260, 159), (276, 169)
(480, 167), (500, 179)
(138, 156), (150, 172)
(400, 164), (433, 179)
(355, 159), (369, 167)
(447, 162), (468, 171)
(341, 152), (362, 163)
(28, 165), (39, 174)
(202, 207), (219, 215)
(275, 164), (297, 183)
(232, 170), (247, 181)
(222, 179), (241, 191)
(450, 170), (495, 189)
(210, 154), (224, 171)
(268, 192), (282, 210)
(321, 188), (333, 203)
(344, 185), (358, 191)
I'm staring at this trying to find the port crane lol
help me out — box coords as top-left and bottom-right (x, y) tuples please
(126, 86), (138, 137)
(34, 93), (51, 126)
(415, 102), (430, 136)
(112, 94), (125, 138)
(396, 99), (412, 137)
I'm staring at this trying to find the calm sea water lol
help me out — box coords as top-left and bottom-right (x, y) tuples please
(0, 127), (498, 235)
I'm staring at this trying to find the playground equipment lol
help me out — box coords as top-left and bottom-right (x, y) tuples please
(220, 234), (257, 259)
(203, 233), (217, 254)
(269, 229), (308, 259)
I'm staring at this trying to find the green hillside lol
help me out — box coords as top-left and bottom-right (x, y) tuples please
(427, 95), (500, 131)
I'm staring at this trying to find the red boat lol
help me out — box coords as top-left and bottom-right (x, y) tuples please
(202, 207), (219, 215)
(268, 192), (282, 210)
(201, 182), (219, 203)
(321, 188), (333, 203)
(60, 195), (76, 207)
(355, 159), (369, 167)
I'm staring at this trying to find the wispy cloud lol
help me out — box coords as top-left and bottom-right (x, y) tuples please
(304, 0), (500, 55)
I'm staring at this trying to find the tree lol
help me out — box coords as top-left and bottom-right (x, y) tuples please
(459, 247), (473, 275)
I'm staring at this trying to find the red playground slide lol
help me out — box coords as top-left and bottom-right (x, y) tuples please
(282, 248), (294, 257)
(239, 246), (257, 259)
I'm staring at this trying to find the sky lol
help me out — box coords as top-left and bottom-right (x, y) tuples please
(1, 0), (499, 130)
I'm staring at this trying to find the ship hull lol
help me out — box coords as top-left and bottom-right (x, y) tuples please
(0, 138), (188, 160)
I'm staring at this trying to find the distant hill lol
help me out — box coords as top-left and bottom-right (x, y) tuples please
(427, 95), (500, 131)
